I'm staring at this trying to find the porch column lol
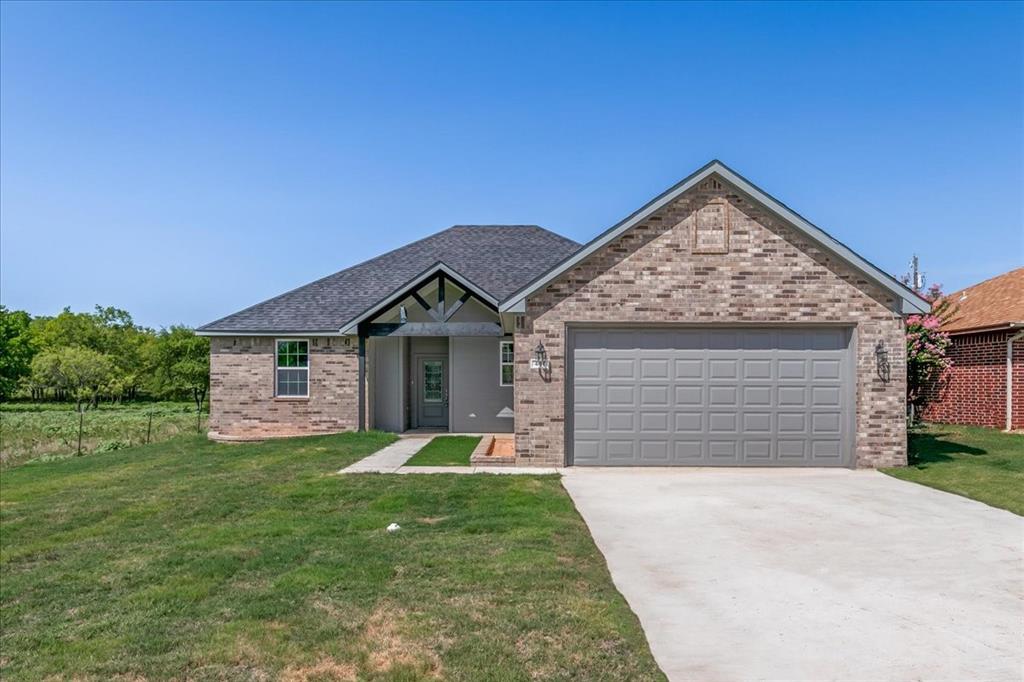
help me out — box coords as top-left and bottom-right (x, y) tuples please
(357, 326), (366, 432)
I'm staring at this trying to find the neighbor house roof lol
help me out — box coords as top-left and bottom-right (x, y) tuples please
(198, 225), (581, 334)
(941, 267), (1024, 334)
(499, 160), (930, 315)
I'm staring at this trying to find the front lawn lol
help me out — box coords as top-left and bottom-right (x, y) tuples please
(883, 423), (1024, 515)
(404, 435), (481, 466)
(0, 432), (662, 680)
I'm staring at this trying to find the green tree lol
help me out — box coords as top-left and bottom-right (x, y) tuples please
(152, 326), (210, 416)
(31, 347), (115, 411)
(30, 305), (153, 401)
(0, 306), (36, 399)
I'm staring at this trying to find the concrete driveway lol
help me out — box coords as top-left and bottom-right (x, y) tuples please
(561, 468), (1023, 681)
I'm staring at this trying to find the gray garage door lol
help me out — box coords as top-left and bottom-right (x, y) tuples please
(569, 327), (854, 467)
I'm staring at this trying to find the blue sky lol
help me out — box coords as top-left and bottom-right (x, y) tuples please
(2, 1), (1021, 329)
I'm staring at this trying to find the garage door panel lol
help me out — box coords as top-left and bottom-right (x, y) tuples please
(675, 359), (704, 379)
(674, 440), (703, 460)
(675, 385), (703, 405)
(778, 386), (807, 407)
(574, 358), (602, 379)
(812, 359), (841, 380)
(674, 411), (703, 432)
(743, 440), (772, 460)
(743, 359), (773, 379)
(709, 359), (738, 379)
(575, 411), (601, 431)
(778, 359), (807, 380)
(709, 386), (738, 406)
(606, 440), (636, 461)
(743, 386), (773, 407)
(812, 440), (842, 459)
(778, 412), (808, 433)
(641, 385), (669, 406)
(640, 440), (670, 462)
(640, 412), (669, 432)
(743, 412), (772, 433)
(607, 358), (636, 378)
(571, 327), (852, 467)
(812, 386), (842, 407)
(606, 411), (635, 432)
(575, 384), (601, 406)
(709, 441), (739, 460)
(777, 439), (807, 460)
(708, 412), (738, 433)
(641, 359), (670, 379)
(811, 412), (842, 434)
(606, 385), (636, 406)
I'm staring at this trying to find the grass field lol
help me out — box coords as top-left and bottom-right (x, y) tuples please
(404, 436), (482, 466)
(0, 432), (663, 681)
(0, 402), (205, 468)
(883, 423), (1024, 515)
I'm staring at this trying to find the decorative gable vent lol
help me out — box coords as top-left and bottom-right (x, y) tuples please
(699, 177), (723, 191)
(692, 199), (731, 254)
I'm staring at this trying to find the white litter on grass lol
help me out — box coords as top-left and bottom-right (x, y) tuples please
(386, 522), (401, 533)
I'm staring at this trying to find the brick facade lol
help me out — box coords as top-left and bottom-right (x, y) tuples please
(921, 330), (1024, 430)
(513, 175), (908, 468)
(209, 336), (359, 440)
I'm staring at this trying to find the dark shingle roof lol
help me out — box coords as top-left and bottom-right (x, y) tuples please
(199, 225), (581, 333)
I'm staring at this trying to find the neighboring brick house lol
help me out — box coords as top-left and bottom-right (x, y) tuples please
(921, 268), (1024, 430)
(198, 161), (929, 468)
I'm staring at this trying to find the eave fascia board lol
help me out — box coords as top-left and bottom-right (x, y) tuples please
(338, 261), (499, 335)
(499, 160), (930, 316)
(196, 330), (348, 337)
(945, 321), (1024, 336)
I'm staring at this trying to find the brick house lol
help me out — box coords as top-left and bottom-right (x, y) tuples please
(198, 161), (929, 468)
(921, 268), (1024, 430)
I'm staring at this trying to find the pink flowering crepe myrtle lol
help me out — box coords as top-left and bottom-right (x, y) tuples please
(905, 284), (954, 411)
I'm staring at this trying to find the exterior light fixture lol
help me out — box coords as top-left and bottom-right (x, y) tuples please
(875, 340), (891, 383)
(530, 341), (550, 371)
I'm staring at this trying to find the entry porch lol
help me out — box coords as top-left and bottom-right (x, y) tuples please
(347, 263), (516, 435)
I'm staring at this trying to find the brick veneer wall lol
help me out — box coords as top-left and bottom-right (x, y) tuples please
(209, 336), (359, 440)
(514, 175), (908, 468)
(921, 330), (1024, 430)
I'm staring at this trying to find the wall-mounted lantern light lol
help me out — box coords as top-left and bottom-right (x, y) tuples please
(875, 340), (891, 383)
(530, 341), (550, 371)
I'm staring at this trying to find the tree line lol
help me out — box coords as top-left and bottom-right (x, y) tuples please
(0, 305), (209, 413)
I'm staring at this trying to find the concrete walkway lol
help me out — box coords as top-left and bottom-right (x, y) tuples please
(397, 465), (560, 475)
(562, 468), (1024, 681)
(337, 436), (435, 473)
(339, 434), (562, 475)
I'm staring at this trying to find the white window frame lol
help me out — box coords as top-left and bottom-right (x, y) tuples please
(499, 339), (514, 387)
(275, 338), (310, 398)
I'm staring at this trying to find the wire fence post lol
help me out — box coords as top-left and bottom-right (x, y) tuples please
(76, 410), (84, 456)
(146, 412), (153, 445)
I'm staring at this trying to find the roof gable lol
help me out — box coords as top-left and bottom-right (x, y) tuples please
(499, 161), (929, 315)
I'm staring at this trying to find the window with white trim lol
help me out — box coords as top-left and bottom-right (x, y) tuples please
(276, 339), (309, 397)
(499, 340), (514, 386)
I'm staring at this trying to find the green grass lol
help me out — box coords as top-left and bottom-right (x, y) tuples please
(1, 401), (206, 468)
(404, 436), (482, 466)
(883, 423), (1024, 515)
(0, 432), (662, 681)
